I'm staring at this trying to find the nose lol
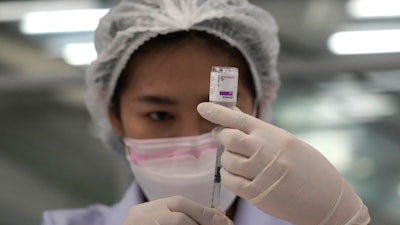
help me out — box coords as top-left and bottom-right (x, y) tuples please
(177, 112), (216, 136)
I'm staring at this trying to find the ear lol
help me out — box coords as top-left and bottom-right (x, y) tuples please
(108, 105), (124, 136)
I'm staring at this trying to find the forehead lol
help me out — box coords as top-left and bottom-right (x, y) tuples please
(125, 34), (249, 91)
(128, 40), (225, 94)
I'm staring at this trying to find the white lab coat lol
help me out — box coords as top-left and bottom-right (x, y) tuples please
(42, 182), (292, 225)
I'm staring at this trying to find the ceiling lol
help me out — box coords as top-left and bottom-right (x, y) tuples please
(0, 0), (399, 224)
(0, 0), (399, 86)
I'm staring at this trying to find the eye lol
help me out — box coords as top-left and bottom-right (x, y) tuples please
(148, 111), (173, 122)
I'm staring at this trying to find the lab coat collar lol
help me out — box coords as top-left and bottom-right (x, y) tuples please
(104, 182), (143, 225)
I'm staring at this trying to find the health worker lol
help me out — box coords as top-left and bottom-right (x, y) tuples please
(42, 0), (371, 225)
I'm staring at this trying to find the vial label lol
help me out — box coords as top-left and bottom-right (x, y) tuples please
(209, 66), (238, 104)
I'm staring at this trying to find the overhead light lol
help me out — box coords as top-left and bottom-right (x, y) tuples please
(0, 1), (98, 22)
(347, 0), (400, 18)
(20, 9), (109, 34)
(328, 29), (400, 55)
(62, 43), (96, 66)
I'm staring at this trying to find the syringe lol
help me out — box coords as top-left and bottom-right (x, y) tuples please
(211, 144), (223, 208)
(209, 66), (238, 209)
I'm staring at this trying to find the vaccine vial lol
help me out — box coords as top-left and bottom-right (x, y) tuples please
(209, 66), (238, 108)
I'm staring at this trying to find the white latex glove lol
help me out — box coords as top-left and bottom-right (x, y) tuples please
(197, 102), (370, 225)
(123, 196), (233, 225)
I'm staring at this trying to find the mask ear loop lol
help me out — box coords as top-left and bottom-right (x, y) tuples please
(252, 102), (259, 118)
(124, 138), (133, 162)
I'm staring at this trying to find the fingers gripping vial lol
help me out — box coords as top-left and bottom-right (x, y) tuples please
(209, 66), (238, 209)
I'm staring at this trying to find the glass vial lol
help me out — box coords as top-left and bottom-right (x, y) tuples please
(209, 66), (238, 108)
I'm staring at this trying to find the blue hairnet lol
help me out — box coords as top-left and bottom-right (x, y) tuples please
(85, 0), (280, 155)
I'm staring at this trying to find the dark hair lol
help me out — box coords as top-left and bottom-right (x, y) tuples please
(111, 30), (255, 117)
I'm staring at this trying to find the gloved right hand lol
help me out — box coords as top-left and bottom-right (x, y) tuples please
(198, 102), (370, 225)
(122, 196), (233, 225)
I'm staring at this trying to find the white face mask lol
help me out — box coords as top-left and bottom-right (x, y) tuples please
(124, 133), (237, 210)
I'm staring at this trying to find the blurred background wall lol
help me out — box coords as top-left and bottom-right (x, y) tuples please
(0, 0), (399, 224)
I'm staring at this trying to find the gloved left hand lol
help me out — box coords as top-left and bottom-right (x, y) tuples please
(122, 196), (233, 225)
(197, 102), (370, 225)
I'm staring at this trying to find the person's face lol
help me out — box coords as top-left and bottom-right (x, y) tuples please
(109, 37), (254, 139)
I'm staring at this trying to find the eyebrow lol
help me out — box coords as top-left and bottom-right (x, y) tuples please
(137, 95), (177, 105)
